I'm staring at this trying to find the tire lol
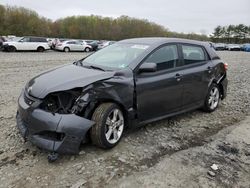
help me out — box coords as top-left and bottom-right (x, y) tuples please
(85, 47), (91, 52)
(64, 47), (70, 52)
(37, 46), (45, 52)
(8, 46), (16, 52)
(203, 83), (220, 112)
(90, 103), (125, 149)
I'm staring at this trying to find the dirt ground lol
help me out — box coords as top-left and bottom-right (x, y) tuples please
(0, 51), (249, 188)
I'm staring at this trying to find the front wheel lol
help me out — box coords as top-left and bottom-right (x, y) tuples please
(8, 46), (16, 52)
(90, 103), (125, 149)
(203, 83), (220, 112)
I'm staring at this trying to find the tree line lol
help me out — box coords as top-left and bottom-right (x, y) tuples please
(0, 5), (209, 41)
(211, 24), (250, 43)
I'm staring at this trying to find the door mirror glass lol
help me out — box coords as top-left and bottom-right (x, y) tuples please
(139, 63), (157, 73)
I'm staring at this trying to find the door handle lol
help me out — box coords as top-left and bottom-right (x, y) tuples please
(207, 66), (212, 73)
(175, 73), (182, 82)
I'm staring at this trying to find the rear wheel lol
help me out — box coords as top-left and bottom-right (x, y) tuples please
(203, 83), (220, 112)
(64, 47), (70, 52)
(90, 103), (125, 149)
(8, 46), (16, 52)
(37, 46), (45, 52)
(85, 47), (91, 52)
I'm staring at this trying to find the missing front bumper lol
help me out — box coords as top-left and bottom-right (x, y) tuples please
(17, 93), (95, 154)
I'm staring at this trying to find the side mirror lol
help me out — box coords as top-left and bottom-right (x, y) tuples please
(139, 63), (157, 73)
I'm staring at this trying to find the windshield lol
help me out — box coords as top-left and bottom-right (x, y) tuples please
(9, 37), (22, 42)
(82, 43), (149, 69)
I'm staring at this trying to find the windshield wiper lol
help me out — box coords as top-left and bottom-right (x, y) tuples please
(81, 64), (105, 71)
(73, 60), (83, 66)
(89, 65), (105, 71)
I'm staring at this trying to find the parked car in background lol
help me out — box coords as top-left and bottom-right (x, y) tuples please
(98, 41), (116, 49)
(2, 36), (50, 52)
(226, 44), (241, 51)
(214, 43), (226, 51)
(16, 38), (227, 160)
(79, 40), (99, 51)
(0, 36), (7, 50)
(82, 40), (100, 51)
(242, 43), (250, 52)
(55, 40), (92, 52)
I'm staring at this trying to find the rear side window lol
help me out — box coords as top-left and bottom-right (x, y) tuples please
(145, 45), (178, 71)
(67, 41), (76, 44)
(181, 45), (206, 65)
(30, 37), (47, 42)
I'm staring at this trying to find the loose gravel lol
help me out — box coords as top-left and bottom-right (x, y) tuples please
(0, 51), (249, 187)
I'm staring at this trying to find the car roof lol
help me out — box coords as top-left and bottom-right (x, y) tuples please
(119, 37), (220, 69)
(23, 36), (46, 38)
(119, 37), (208, 46)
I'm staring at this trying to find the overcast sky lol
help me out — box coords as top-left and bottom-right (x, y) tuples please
(1, 0), (250, 35)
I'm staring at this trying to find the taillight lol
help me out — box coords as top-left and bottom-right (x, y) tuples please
(224, 63), (228, 71)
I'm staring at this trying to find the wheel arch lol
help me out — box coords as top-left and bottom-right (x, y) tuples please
(85, 98), (129, 127)
(209, 76), (226, 100)
(8, 45), (17, 51)
(64, 46), (70, 51)
(37, 46), (45, 51)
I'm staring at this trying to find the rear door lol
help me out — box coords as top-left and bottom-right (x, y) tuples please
(136, 44), (184, 122)
(29, 37), (40, 50)
(179, 44), (213, 108)
(75, 41), (85, 51)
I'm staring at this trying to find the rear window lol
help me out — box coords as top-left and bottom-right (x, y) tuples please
(182, 45), (206, 65)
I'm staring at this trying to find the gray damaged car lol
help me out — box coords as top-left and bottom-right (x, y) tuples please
(16, 38), (228, 161)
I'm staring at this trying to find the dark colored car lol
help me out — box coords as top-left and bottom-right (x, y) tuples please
(16, 38), (228, 160)
(0, 36), (7, 50)
(87, 41), (100, 51)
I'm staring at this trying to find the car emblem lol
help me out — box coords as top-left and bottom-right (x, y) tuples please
(27, 86), (32, 94)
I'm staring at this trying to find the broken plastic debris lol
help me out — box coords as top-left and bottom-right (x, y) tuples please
(210, 164), (219, 171)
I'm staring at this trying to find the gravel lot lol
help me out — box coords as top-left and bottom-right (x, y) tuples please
(0, 51), (250, 188)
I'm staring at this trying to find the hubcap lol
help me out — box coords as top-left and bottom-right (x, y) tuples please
(105, 109), (124, 144)
(208, 87), (219, 110)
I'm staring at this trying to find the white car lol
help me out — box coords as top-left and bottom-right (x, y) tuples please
(3, 36), (50, 52)
(55, 40), (92, 52)
(227, 44), (241, 51)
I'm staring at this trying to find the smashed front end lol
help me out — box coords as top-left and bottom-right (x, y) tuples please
(16, 88), (95, 154)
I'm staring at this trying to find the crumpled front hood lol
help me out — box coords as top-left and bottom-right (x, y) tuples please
(26, 64), (114, 98)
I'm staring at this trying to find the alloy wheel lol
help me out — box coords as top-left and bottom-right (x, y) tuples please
(208, 87), (220, 110)
(105, 108), (124, 144)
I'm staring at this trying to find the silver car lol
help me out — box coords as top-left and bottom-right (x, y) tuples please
(55, 40), (92, 52)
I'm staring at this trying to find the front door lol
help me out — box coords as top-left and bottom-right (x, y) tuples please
(136, 44), (183, 122)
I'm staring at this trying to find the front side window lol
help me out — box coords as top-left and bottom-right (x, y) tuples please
(144, 45), (178, 71)
(21, 37), (30, 42)
(182, 45), (206, 65)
